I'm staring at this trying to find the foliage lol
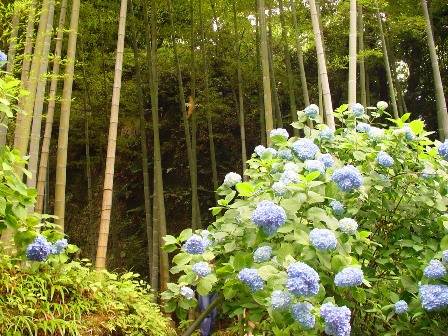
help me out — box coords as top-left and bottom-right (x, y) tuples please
(163, 104), (448, 335)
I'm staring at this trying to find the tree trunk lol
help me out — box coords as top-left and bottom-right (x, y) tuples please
(95, 0), (127, 270)
(358, 4), (367, 107)
(6, 4), (20, 74)
(348, 0), (357, 108)
(255, 2), (266, 146)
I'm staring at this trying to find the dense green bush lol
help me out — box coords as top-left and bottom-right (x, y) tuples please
(163, 103), (448, 335)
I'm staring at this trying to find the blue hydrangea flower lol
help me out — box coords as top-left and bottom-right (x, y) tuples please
(443, 250), (448, 264)
(378, 173), (389, 182)
(180, 286), (194, 299)
(184, 234), (207, 255)
(309, 228), (337, 250)
(403, 126), (415, 141)
(265, 148), (277, 158)
(421, 168), (436, 179)
(330, 201), (345, 216)
(253, 246), (272, 263)
(238, 268), (264, 292)
(270, 290), (292, 311)
(254, 145), (266, 157)
(320, 302), (351, 336)
(334, 267), (364, 287)
(319, 153), (334, 168)
(438, 140), (448, 160)
(423, 259), (447, 279)
(192, 261), (212, 277)
(280, 170), (300, 185)
(291, 302), (315, 329)
(351, 103), (365, 117)
(286, 262), (320, 297)
(304, 104), (319, 119)
(394, 300), (408, 314)
(356, 122), (371, 133)
(292, 138), (319, 161)
(332, 165), (363, 192)
(26, 235), (52, 262)
(251, 200), (287, 235)
(272, 181), (287, 196)
(51, 238), (68, 255)
(376, 101), (388, 110)
(284, 162), (299, 172)
(419, 284), (448, 311)
(368, 127), (384, 141)
(0, 50), (7, 67)
(376, 151), (394, 167)
(270, 128), (289, 140)
(319, 127), (334, 141)
(270, 162), (282, 174)
(305, 160), (326, 176)
(338, 218), (358, 234)
(277, 148), (294, 161)
(223, 172), (242, 187)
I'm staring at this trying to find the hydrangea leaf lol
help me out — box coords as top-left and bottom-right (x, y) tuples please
(409, 120), (425, 135)
(172, 253), (192, 266)
(197, 277), (212, 296)
(235, 182), (254, 196)
(258, 265), (279, 281)
(353, 288), (366, 303)
(231, 253), (246, 271)
(400, 276), (418, 293)
(441, 235), (448, 251)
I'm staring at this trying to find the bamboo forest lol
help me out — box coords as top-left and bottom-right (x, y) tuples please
(1, 0), (448, 334)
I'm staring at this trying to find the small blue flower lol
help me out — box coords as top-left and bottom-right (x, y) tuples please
(319, 127), (334, 141)
(254, 145), (266, 157)
(284, 162), (299, 172)
(351, 103), (365, 117)
(438, 140), (448, 160)
(286, 262), (320, 297)
(320, 302), (351, 336)
(394, 300), (408, 314)
(305, 160), (326, 176)
(419, 284), (448, 311)
(223, 172), (242, 187)
(26, 235), (52, 262)
(376, 101), (388, 110)
(330, 201), (345, 216)
(403, 126), (415, 141)
(278, 148), (294, 161)
(292, 138), (319, 161)
(423, 259), (447, 279)
(238, 268), (264, 292)
(356, 122), (371, 133)
(270, 128), (289, 140)
(192, 261), (212, 277)
(332, 165), (363, 192)
(180, 286), (194, 299)
(368, 127), (384, 141)
(443, 250), (448, 264)
(319, 153), (334, 168)
(304, 104), (319, 119)
(280, 170), (300, 185)
(0, 50), (7, 67)
(334, 267), (364, 287)
(376, 151), (394, 167)
(51, 238), (68, 255)
(338, 218), (358, 234)
(251, 200), (287, 235)
(270, 290), (292, 311)
(291, 302), (315, 329)
(253, 246), (272, 263)
(272, 181), (287, 196)
(309, 228), (337, 250)
(183, 234), (207, 255)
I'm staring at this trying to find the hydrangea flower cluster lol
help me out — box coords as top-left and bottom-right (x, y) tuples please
(192, 261), (212, 277)
(443, 250), (448, 264)
(184, 234), (208, 254)
(338, 218), (358, 234)
(280, 170), (300, 184)
(318, 127), (334, 141)
(254, 145), (266, 157)
(180, 286), (194, 299)
(376, 151), (394, 167)
(320, 302), (351, 336)
(419, 284), (448, 311)
(223, 172), (242, 187)
(403, 126), (415, 142)
(272, 181), (287, 196)
(265, 148), (277, 157)
(438, 140), (448, 160)
(376, 101), (388, 110)
(356, 122), (371, 133)
(0, 50), (7, 67)
(368, 127), (384, 141)
(394, 300), (408, 314)
(284, 162), (299, 172)
(309, 228), (337, 250)
(330, 201), (345, 215)
(423, 259), (447, 279)
(278, 148), (293, 161)
(334, 267), (364, 287)
(253, 246), (272, 263)
(351, 103), (365, 117)
(251, 200), (287, 235)
(26, 235), (53, 262)
(52, 238), (68, 255)
(305, 160), (326, 176)
(332, 165), (363, 192)
(270, 290), (292, 311)
(292, 138), (319, 161)
(238, 268), (264, 292)
(286, 262), (320, 297)
(270, 128), (289, 140)
(319, 153), (334, 168)
(291, 302), (315, 329)
(304, 104), (319, 119)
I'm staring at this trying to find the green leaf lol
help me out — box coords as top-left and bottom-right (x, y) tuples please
(400, 276), (418, 293)
(409, 120), (424, 134)
(163, 235), (178, 246)
(232, 253), (246, 271)
(353, 287), (366, 303)
(197, 278), (212, 296)
(257, 265), (278, 281)
(441, 235), (448, 251)
(400, 113), (411, 122)
(294, 230), (309, 245)
(353, 151), (366, 161)
(235, 182), (254, 196)
(305, 171), (321, 182)
(331, 255), (348, 272)
(172, 253), (192, 266)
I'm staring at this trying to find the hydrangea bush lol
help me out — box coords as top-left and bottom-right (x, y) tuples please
(163, 104), (448, 335)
